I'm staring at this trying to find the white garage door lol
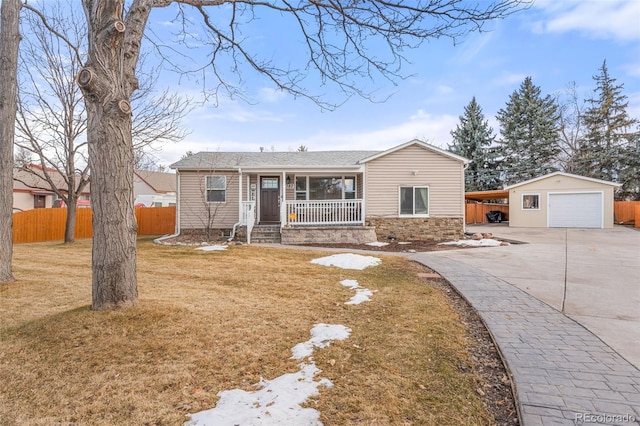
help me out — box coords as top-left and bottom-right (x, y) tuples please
(548, 192), (602, 228)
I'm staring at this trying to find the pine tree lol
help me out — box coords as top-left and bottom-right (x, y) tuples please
(578, 61), (639, 198)
(619, 133), (640, 200)
(496, 77), (561, 185)
(449, 97), (500, 191)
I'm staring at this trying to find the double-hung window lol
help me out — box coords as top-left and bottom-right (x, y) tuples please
(206, 175), (226, 202)
(399, 186), (429, 216)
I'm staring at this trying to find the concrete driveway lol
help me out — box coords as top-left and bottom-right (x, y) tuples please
(422, 224), (640, 368)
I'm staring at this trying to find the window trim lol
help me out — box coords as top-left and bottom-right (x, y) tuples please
(295, 175), (357, 201)
(205, 175), (227, 203)
(521, 193), (540, 210)
(398, 185), (429, 217)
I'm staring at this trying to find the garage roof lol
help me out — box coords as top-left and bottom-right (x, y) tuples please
(504, 172), (621, 189)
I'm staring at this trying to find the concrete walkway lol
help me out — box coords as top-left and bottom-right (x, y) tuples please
(407, 253), (640, 425)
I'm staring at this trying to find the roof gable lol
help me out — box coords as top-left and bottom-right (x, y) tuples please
(358, 139), (469, 164)
(504, 172), (622, 189)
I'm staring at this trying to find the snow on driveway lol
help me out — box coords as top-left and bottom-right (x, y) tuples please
(439, 239), (502, 247)
(184, 253), (381, 426)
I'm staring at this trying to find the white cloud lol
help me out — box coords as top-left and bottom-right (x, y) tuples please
(258, 87), (287, 103)
(436, 85), (455, 95)
(192, 102), (287, 123)
(491, 72), (529, 87)
(531, 0), (640, 41)
(290, 110), (458, 151)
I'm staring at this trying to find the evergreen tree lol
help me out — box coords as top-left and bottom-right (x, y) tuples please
(619, 133), (640, 200)
(577, 61), (639, 198)
(496, 77), (561, 185)
(449, 97), (500, 191)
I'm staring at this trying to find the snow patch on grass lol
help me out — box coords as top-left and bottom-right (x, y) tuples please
(310, 253), (381, 270)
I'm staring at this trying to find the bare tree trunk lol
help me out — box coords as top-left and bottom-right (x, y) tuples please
(0, 0), (21, 283)
(65, 193), (78, 244)
(86, 102), (138, 309)
(79, 0), (152, 309)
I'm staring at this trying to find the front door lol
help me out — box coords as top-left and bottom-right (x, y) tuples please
(260, 177), (280, 223)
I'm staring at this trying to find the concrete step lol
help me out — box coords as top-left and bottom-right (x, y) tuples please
(251, 225), (282, 244)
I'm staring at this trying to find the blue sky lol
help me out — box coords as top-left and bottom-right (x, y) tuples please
(146, 0), (640, 168)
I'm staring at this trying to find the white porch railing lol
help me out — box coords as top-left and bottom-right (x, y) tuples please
(285, 199), (363, 226)
(242, 201), (256, 243)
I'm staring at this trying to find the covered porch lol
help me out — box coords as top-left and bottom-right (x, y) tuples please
(238, 171), (366, 228)
(236, 171), (368, 244)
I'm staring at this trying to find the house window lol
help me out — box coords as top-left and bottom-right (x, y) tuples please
(262, 178), (278, 189)
(34, 194), (47, 209)
(399, 186), (429, 216)
(206, 175), (226, 202)
(344, 177), (356, 199)
(295, 176), (307, 200)
(304, 176), (357, 200)
(522, 194), (539, 210)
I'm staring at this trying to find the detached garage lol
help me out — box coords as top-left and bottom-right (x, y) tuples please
(505, 172), (621, 229)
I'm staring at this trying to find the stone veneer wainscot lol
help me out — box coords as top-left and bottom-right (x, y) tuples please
(366, 217), (464, 242)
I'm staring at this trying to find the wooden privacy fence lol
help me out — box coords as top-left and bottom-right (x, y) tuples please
(13, 206), (176, 244)
(465, 203), (509, 224)
(614, 201), (640, 227)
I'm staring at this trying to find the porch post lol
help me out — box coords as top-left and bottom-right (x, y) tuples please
(281, 171), (287, 229)
(238, 168), (243, 223)
(361, 170), (366, 226)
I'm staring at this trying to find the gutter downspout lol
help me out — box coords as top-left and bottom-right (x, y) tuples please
(155, 170), (181, 244)
(462, 163), (469, 234)
(228, 167), (243, 242)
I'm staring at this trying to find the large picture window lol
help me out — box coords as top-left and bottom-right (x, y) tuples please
(295, 176), (357, 200)
(400, 186), (429, 216)
(206, 175), (226, 202)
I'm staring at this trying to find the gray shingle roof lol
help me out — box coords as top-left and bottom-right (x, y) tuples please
(170, 150), (381, 170)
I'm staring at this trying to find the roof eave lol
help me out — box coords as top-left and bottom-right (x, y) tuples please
(504, 172), (622, 190)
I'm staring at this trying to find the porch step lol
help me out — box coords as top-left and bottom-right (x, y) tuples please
(251, 224), (281, 244)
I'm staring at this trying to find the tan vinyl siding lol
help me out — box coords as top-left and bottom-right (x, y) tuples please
(179, 170), (240, 229)
(365, 145), (464, 217)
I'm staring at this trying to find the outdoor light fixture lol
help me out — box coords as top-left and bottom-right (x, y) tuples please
(412, 170), (419, 176)
(286, 176), (291, 185)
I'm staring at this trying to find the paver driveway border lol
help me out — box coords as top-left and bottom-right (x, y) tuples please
(407, 253), (640, 425)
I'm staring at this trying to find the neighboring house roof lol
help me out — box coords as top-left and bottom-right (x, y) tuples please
(134, 170), (176, 193)
(170, 140), (467, 170)
(13, 164), (90, 194)
(504, 172), (622, 190)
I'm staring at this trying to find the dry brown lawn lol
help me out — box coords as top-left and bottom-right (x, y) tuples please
(1, 238), (494, 425)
